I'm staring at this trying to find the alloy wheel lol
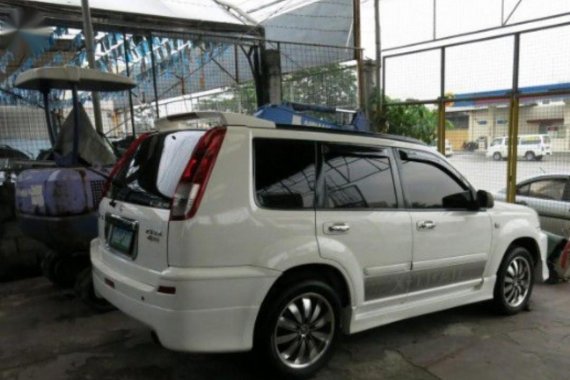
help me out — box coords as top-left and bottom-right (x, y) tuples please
(273, 292), (335, 369)
(503, 256), (532, 308)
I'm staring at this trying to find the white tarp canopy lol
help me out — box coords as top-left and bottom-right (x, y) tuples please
(29, 0), (254, 27)
(230, 0), (354, 47)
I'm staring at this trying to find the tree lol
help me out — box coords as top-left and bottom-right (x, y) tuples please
(368, 91), (452, 144)
(282, 64), (358, 108)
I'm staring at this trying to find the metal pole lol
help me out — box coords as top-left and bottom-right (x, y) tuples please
(437, 47), (446, 155)
(71, 85), (80, 165)
(433, 0), (437, 40)
(80, 0), (104, 135)
(42, 90), (56, 146)
(148, 34), (160, 118)
(375, 0), (382, 115)
(506, 33), (521, 203)
(234, 44), (241, 113)
(123, 32), (136, 137)
(353, 0), (365, 110)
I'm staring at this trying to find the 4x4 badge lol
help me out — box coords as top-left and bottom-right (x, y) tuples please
(145, 229), (162, 242)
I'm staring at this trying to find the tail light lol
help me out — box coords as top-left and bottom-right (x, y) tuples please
(102, 133), (150, 198)
(170, 127), (227, 221)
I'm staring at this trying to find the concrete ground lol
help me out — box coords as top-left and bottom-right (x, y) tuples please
(1, 277), (569, 380)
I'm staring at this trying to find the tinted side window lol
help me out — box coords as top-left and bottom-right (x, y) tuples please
(322, 145), (397, 209)
(528, 179), (566, 201)
(399, 150), (467, 209)
(254, 139), (316, 209)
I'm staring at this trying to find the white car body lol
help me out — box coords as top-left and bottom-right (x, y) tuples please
(486, 134), (552, 161)
(91, 112), (548, 357)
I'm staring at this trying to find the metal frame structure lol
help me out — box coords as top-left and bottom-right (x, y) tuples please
(382, 21), (570, 203)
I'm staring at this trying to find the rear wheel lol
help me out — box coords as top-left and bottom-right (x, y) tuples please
(255, 280), (340, 379)
(525, 151), (536, 161)
(492, 152), (502, 161)
(493, 246), (534, 315)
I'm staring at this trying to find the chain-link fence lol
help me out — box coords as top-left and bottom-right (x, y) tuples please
(382, 23), (570, 240)
(0, 24), (359, 163)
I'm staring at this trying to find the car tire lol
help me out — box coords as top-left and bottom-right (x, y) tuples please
(525, 151), (536, 161)
(493, 246), (535, 315)
(492, 152), (502, 161)
(254, 279), (341, 379)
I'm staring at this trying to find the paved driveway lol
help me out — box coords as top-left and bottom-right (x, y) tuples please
(1, 277), (569, 380)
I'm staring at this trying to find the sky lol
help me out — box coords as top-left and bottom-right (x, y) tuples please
(229, 0), (570, 101)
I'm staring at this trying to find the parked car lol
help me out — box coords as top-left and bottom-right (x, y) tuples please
(495, 174), (570, 238)
(486, 134), (552, 161)
(91, 112), (548, 378)
(495, 174), (570, 281)
(428, 138), (453, 157)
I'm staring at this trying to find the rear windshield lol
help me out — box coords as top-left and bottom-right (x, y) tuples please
(110, 130), (205, 208)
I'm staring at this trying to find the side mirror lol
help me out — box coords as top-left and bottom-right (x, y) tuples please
(477, 190), (494, 209)
(442, 190), (477, 209)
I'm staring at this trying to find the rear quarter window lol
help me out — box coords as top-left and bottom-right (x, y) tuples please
(254, 139), (316, 209)
(111, 130), (205, 208)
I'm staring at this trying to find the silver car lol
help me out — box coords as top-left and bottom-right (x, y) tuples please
(496, 173), (570, 238)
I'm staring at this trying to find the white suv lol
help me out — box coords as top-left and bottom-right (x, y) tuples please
(486, 134), (552, 161)
(91, 112), (548, 378)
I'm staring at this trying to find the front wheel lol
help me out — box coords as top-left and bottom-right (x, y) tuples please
(254, 280), (341, 379)
(493, 246), (534, 315)
(492, 152), (502, 161)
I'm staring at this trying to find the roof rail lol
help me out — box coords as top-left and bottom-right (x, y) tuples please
(156, 111), (275, 131)
(274, 124), (426, 145)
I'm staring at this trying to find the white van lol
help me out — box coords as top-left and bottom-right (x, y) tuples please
(91, 112), (547, 378)
(486, 134), (552, 161)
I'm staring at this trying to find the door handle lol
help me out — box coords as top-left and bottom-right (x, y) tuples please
(326, 223), (350, 233)
(416, 220), (436, 230)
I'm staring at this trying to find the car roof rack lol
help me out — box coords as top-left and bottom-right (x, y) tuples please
(156, 111), (275, 131)
(274, 124), (426, 145)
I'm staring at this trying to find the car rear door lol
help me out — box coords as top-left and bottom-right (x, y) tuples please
(396, 148), (493, 301)
(315, 143), (413, 308)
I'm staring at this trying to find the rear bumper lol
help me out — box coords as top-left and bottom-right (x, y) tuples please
(90, 238), (280, 352)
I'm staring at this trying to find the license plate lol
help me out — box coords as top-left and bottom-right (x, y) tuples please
(106, 215), (137, 257)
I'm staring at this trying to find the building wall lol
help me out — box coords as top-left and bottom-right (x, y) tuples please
(454, 102), (570, 152)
